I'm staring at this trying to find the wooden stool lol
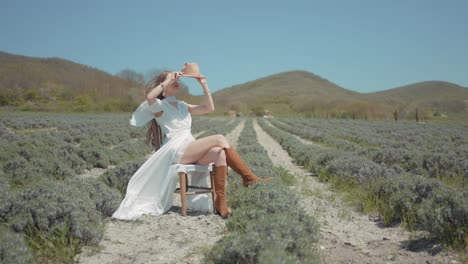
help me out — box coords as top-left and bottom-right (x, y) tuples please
(173, 164), (216, 216)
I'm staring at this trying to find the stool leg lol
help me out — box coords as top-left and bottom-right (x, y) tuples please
(180, 172), (187, 216)
(210, 169), (216, 213)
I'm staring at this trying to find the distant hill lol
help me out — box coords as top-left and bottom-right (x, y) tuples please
(364, 81), (468, 117)
(1, 51), (466, 119)
(213, 71), (468, 120)
(214, 71), (359, 114)
(0, 51), (142, 111)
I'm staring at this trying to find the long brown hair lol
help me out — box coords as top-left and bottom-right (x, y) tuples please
(145, 71), (170, 151)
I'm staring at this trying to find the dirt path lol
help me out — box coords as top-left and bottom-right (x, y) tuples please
(193, 130), (206, 138)
(252, 119), (456, 264)
(78, 166), (115, 179)
(225, 119), (236, 126)
(225, 119), (244, 146)
(77, 121), (245, 264)
(264, 119), (325, 148)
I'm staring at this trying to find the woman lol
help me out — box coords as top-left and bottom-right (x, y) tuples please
(112, 65), (270, 220)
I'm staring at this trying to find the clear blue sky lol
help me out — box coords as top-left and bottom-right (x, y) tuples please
(1, 0), (467, 94)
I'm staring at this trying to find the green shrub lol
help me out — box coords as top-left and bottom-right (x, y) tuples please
(0, 227), (33, 264)
(6, 179), (102, 244)
(0, 177), (13, 222)
(326, 155), (386, 183)
(0, 175), (122, 262)
(3, 157), (37, 187)
(257, 247), (305, 264)
(99, 159), (144, 195)
(70, 178), (122, 217)
(78, 147), (111, 169)
(368, 175), (441, 227)
(418, 188), (468, 247)
(275, 167), (298, 186)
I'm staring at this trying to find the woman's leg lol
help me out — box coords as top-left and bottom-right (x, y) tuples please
(224, 147), (272, 187)
(193, 147), (227, 166)
(180, 134), (270, 188)
(181, 144), (230, 218)
(180, 135), (230, 164)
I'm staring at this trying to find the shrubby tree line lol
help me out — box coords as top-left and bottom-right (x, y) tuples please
(0, 67), (194, 113)
(0, 82), (141, 112)
(246, 101), (447, 121)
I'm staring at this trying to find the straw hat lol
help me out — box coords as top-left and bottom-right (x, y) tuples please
(180, 62), (204, 79)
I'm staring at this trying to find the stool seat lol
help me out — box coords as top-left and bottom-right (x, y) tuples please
(173, 163), (216, 216)
(173, 164), (213, 174)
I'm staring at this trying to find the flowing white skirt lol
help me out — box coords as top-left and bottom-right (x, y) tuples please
(112, 130), (202, 220)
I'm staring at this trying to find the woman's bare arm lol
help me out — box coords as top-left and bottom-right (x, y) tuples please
(146, 72), (180, 105)
(187, 76), (215, 115)
(146, 84), (164, 106)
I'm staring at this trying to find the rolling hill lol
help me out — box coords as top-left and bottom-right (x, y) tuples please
(213, 71), (468, 120)
(0, 51), (142, 111)
(1, 51), (466, 120)
(213, 71), (360, 114)
(365, 81), (468, 115)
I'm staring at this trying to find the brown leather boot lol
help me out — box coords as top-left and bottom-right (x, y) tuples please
(224, 147), (272, 187)
(213, 166), (230, 218)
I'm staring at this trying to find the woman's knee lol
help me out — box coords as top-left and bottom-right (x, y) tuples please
(213, 134), (230, 148)
(215, 148), (227, 166)
(195, 147), (225, 165)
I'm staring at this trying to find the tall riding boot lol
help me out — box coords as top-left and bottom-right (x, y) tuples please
(224, 147), (271, 187)
(213, 166), (230, 218)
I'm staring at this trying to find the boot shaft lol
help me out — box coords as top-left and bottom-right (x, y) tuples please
(212, 165), (230, 218)
(224, 147), (254, 176)
(213, 165), (227, 195)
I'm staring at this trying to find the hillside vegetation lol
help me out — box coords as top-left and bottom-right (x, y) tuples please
(213, 71), (468, 121)
(365, 81), (468, 119)
(0, 52), (146, 111)
(1, 51), (467, 120)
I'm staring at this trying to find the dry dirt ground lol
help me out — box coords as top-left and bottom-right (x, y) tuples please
(76, 121), (245, 264)
(253, 119), (461, 264)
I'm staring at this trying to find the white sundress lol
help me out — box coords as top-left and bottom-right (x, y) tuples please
(112, 96), (209, 220)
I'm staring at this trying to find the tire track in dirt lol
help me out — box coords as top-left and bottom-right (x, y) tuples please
(252, 119), (452, 264)
(77, 120), (246, 264)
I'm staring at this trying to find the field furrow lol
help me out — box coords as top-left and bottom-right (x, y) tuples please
(258, 118), (466, 262)
(253, 119), (456, 263)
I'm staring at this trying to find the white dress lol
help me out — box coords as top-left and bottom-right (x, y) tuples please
(112, 96), (200, 220)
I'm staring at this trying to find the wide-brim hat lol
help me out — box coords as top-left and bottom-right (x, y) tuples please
(180, 62), (205, 79)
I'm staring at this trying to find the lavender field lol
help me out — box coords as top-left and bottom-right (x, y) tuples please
(0, 112), (466, 263)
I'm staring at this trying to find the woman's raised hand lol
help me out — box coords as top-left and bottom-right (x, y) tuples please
(197, 74), (207, 86)
(162, 72), (181, 86)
